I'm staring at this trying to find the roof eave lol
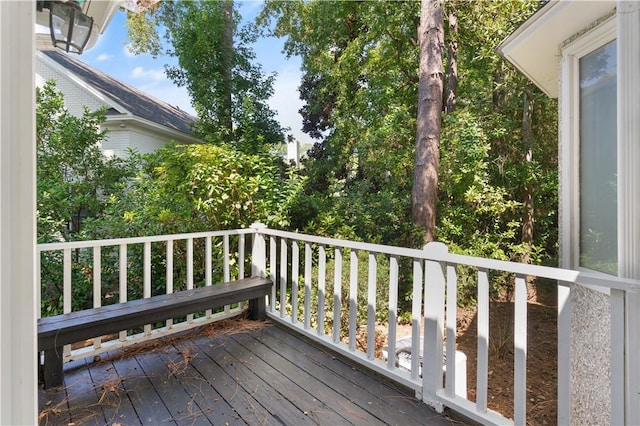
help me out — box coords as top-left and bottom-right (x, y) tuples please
(104, 115), (202, 144)
(498, 0), (616, 99)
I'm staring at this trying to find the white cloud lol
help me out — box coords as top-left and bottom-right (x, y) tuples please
(130, 66), (166, 82)
(268, 65), (311, 145)
(96, 53), (113, 62)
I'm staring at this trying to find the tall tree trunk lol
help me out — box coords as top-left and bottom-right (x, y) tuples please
(492, 67), (504, 110)
(521, 89), (534, 265)
(412, 0), (445, 243)
(220, 0), (234, 139)
(444, 8), (457, 115)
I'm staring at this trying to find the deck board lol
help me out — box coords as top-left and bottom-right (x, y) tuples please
(258, 326), (448, 425)
(39, 320), (459, 426)
(63, 359), (106, 426)
(111, 349), (177, 424)
(210, 333), (351, 424)
(184, 336), (285, 426)
(229, 331), (383, 424)
(86, 351), (139, 425)
(153, 348), (243, 425)
(194, 335), (317, 426)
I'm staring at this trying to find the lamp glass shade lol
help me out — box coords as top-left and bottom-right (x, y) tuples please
(49, 2), (93, 54)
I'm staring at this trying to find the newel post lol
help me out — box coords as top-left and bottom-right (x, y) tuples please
(250, 223), (267, 278)
(422, 242), (448, 412)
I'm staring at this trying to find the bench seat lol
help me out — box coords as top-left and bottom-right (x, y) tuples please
(38, 276), (272, 388)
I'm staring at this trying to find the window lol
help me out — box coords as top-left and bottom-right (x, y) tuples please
(578, 40), (617, 274)
(559, 16), (617, 276)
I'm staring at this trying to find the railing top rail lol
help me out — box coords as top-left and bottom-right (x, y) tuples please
(37, 228), (255, 252)
(38, 225), (640, 292)
(257, 228), (640, 292)
(258, 228), (427, 258)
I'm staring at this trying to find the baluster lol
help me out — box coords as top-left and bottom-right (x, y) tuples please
(165, 239), (173, 330)
(387, 255), (398, 370)
(63, 248), (71, 314)
(144, 241), (151, 335)
(318, 245), (326, 336)
(223, 235), (230, 283)
(187, 238), (194, 323)
(63, 241), (73, 357)
(205, 236), (212, 287)
(291, 240), (299, 324)
(514, 274), (528, 425)
(304, 242), (312, 329)
(367, 252), (377, 360)
(333, 248), (343, 343)
(92, 246), (101, 349)
(205, 236), (212, 318)
(476, 268), (489, 413)
(280, 238), (288, 319)
(349, 250), (358, 352)
(270, 236), (277, 312)
(411, 258), (422, 379)
(239, 234), (245, 279)
(445, 263), (458, 397)
(422, 242), (446, 412)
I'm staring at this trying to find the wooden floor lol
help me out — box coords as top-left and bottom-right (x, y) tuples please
(39, 320), (460, 426)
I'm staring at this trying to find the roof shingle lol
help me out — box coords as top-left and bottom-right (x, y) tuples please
(42, 50), (197, 135)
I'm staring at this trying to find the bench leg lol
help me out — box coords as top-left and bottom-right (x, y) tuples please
(42, 347), (64, 389)
(248, 295), (266, 321)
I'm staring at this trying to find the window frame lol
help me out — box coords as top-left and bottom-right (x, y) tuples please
(560, 16), (617, 280)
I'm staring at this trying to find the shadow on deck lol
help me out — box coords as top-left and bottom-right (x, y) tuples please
(39, 319), (460, 425)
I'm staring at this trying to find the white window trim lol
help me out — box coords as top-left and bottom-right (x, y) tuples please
(559, 16), (616, 288)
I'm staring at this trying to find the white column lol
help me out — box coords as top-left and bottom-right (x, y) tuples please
(617, 2), (640, 424)
(0, 1), (37, 424)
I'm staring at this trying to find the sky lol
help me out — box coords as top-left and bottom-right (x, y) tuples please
(78, 1), (311, 145)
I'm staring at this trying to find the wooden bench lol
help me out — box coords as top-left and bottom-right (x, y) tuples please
(38, 276), (272, 389)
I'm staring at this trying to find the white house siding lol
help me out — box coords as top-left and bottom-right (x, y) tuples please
(36, 52), (199, 160)
(101, 125), (173, 158)
(569, 286), (611, 425)
(35, 55), (109, 117)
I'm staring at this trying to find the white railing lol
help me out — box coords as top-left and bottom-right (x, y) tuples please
(251, 225), (640, 426)
(38, 225), (640, 425)
(37, 228), (255, 361)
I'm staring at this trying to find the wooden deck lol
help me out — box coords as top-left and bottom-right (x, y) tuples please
(38, 320), (460, 426)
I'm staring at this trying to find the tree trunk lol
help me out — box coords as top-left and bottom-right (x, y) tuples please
(444, 8), (457, 115)
(220, 0), (234, 139)
(412, 0), (445, 243)
(521, 89), (534, 265)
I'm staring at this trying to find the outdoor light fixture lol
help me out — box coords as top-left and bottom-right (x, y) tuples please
(38, 1), (94, 54)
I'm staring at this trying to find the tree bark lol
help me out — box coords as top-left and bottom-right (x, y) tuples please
(412, 0), (445, 243)
(444, 8), (457, 115)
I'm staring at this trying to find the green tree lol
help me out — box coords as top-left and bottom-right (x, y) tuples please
(87, 142), (305, 239)
(260, 0), (423, 246)
(36, 80), (134, 243)
(259, 1), (558, 299)
(126, 0), (284, 153)
(78, 142), (305, 303)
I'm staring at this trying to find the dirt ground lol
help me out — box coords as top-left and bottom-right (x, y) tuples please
(453, 282), (557, 425)
(386, 281), (557, 425)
